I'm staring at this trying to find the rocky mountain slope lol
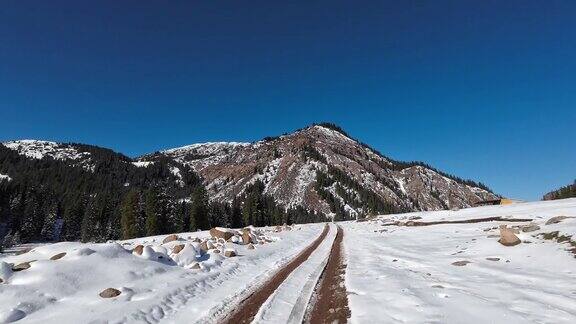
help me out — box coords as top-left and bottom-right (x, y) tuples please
(142, 124), (497, 219)
(0, 124), (497, 244)
(544, 180), (576, 200)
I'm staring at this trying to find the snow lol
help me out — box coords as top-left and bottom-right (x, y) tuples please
(3, 140), (89, 161)
(0, 225), (324, 324)
(132, 161), (154, 168)
(0, 173), (11, 182)
(342, 198), (576, 323)
(253, 224), (337, 323)
(162, 142), (249, 156)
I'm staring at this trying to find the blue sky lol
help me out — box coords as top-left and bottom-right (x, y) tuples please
(0, 0), (574, 200)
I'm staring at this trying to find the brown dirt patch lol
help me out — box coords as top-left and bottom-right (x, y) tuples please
(384, 216), (533, 227)
(220, 224), (330, 324)
(307, 225), (351, 324)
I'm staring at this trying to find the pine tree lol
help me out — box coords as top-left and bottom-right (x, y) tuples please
(81, 197), (100, 242)
(144, 188), (160, 236)
(41, 204), (59, 241)
(190, 185), (209, 231)
(121, 189), (140, 239)
(62, 197), (85, 241)
(230, 199), (243, 228)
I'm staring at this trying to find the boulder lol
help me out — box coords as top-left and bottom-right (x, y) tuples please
(50, 252), (66, 260)
(133, 245), (144, 255)
(247, 244), (255, 250)
(451, 260), (471, 266)
(545, 216), (573, 225)
(521, 223), (540, 233)
(172, 244), (185, 254)
(162, 234), (179, 244)
(486, 257), (500, 261)
(99, 288), (121, 298)
(498, 225), (521, 247)
(275, 225), (282, 232)
(192, 237), (201, 243)
(12, 261), (34, 272)
(210, 228), (235, 241)
(0, 278), (3, 284)
(241, 230), (252, 245)
(189, 263), (201, 270)
(224, 250), (237, 257)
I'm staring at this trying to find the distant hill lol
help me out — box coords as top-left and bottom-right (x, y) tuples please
(0, 124), (496, 244)
(543, 180), (576, 200)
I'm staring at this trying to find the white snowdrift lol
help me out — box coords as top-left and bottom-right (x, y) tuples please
(343, 198), (576, 323)
(0, 225), (324, 324)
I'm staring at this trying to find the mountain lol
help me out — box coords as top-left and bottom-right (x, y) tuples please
(0, 124), (497, 244)
(141, 124), (497, 219)
(0, 140), (201, 244)
(543, 180), (576, 200)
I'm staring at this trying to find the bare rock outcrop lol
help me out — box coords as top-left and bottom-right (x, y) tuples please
(50, 252), (66, 260)
(498, 225), (521, 246)
(99, 288), (121, 298)
(210, 228), (235, 241)
(162, 234), (179, 244)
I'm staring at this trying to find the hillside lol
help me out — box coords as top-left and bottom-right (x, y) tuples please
(144, 124), (497, 219)
(1, 124), (496, 244)
(544, 180), (576, 200)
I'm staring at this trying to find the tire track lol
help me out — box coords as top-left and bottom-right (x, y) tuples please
(219, 223), (330, 324)
(306, 225), (350, 324)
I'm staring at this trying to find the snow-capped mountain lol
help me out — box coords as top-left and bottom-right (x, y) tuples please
(143, 124), (497, 218)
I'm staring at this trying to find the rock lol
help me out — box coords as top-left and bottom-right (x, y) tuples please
(172, 244), (185, 254)
(190, 263), (201, 270)
(210, 227), (235, 241)
(241, 230), (252, 245)
(275, 225), (282, 232)
(133, 245), (144, 255)
(163, 234), (179, 244)
(408, 216), (422, 220)
(99, 288), (122, 298)
(224, 250), (237, 257)
(247, 244), (255, 250)
(510, 228), (521, 234)
(521, 223), (540, 233)
(50, 252), (67, 260)
(545, 216), (573, 225)
(486, 257), (500, 261)
(192, 237), (201, 243)
(498, 225), (521, 247)
(200, 241), (209, 252)
(12, 261), (34, 272)
(212, 249), (221, 254)
(0, 278), (3, 284)
(451, 260), (472, 266)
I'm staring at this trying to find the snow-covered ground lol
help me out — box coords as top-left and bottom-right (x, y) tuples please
(1, 199), (575, 324)
(0, 225), (324, 324)
(342, 198), (576, 323)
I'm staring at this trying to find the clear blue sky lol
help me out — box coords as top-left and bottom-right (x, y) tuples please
(0, 0), (574, 201)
